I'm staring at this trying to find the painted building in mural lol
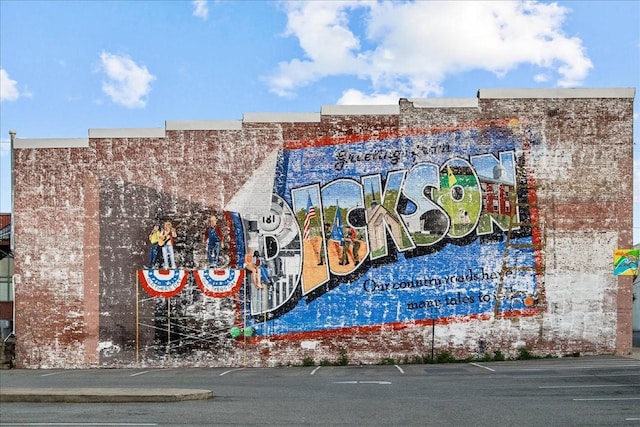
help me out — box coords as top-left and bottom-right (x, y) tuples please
(10, 88), (636, 368)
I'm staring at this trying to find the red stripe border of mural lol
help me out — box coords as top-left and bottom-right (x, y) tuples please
(248, 308), (540, 343)
(283, 118), (515, 150)
(137, 269), (189, 298)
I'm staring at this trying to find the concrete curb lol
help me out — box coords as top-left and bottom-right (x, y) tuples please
(0, 388), (213, 403)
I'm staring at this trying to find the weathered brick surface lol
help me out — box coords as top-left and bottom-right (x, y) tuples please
(12, 90), (635, 368)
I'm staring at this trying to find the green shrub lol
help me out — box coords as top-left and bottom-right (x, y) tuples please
(337, 350), (349, 366)
(410, 355), (425, 364)
(379, 357), (396, 365)
(516, 347), (539, 360)
(435, 351), (456, 363)
(302, 356), (315, 367)
(492, 350), (505, 361)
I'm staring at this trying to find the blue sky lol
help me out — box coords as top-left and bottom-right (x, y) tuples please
(1, 0), (638, 242)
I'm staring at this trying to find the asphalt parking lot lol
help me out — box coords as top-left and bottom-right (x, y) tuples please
(1, 355), (639, 426)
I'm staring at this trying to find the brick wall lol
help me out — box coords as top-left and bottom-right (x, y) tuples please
(12, 88), (635, 368)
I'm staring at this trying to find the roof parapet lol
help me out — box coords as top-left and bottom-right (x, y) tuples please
(407, 98), (478, 108)
(13, 138), (89, 149)
(88, 128), (165, 138)
(243, 112), (321, 123)
(11, 88), (635, 144)
(321, 105), (399, 115)
(478, 88), (636, 99)
(166, 120), (243, 131)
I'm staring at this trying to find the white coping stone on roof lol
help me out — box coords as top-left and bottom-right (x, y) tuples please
(320, 105), (399, 115)
(408, 98), (478, 108)
(478, 88), (636, 99)
(243, 112), (321, 123)
(88, 128), (166, 138)
(14, 138), (89, 149)
(165, 120), (243, 131)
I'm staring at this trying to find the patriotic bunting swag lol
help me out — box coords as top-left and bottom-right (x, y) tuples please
(138, 269), (189, 298)
(194, 268), (245, 298)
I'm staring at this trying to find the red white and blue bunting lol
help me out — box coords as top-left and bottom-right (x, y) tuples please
(194, 269), (244, 298)
(138, 269), (189, 298)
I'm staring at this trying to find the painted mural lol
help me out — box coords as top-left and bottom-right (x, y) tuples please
(133, 118), (544, 358)
(613, 249), (639, 276)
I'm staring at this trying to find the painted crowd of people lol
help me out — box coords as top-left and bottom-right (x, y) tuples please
(144, 215), (273, 291)
(145, 216), (219, 270)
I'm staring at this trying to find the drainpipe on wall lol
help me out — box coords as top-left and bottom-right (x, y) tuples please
(8, 131), (16, 343)
(9, 131), (15, 254)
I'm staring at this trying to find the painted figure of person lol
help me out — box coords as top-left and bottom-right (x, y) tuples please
(348, 226), (361, 266)
(253, 250), (272, 286)
(159, 221), (177, 269)
(340, 226), (360, 266)
(244, 250), (266, 289)
(147, 224), (161, 269)
(318, 222), (331, 266)
(339, 226), (351, 266)
(203, 215), (224, 268)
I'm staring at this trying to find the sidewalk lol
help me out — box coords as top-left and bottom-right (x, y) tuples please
(0, 387), (213, 403)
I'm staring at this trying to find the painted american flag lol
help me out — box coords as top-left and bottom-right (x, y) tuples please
(303, 194), (316, 240)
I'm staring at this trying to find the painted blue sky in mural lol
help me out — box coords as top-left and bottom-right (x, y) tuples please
(258, 126), (539, 334)
(0, 1), (638, 243)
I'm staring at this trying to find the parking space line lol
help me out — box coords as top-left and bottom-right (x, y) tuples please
(394, 365), (404, 374)
(0, 423), (158, 426)
(470, 363), (495, 372)
(310, 366), (321, 376)
(220, 367), (246, 376)
(130, 370), (150, 377)
(512, 373), (640, 379)
(540, 384), (639, 389)
(521, 363), (640, 371)
(40, 372), (65, 377)
(334, 381), (392, 384)
(574, 397), (640, 401)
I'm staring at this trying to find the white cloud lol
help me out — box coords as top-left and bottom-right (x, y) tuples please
(337, 89), (400, 105)
(99, 51), (156, 108)
(534, 73), (550, 83)
(267, 1), (593, 101)
(192, 0), (209, 20)
(0, 68), (20, 102)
